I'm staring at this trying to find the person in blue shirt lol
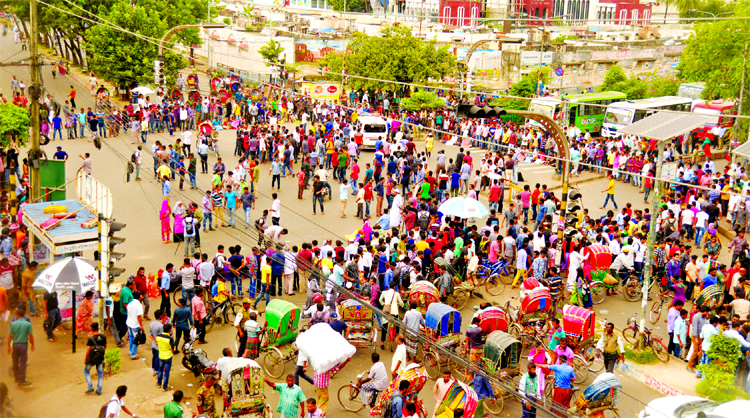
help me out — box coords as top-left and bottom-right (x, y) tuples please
(270, 251), (285, 297)
(52, 114), (63, 140)
(224, 185), (238, 227)
(160, 264), (174, 316)
(539, 356), (576, 411)
(53, 146), (68, 161)
(471, 373), (496, 417)
(450, 172), (461, 197)
(391, 380), (410, 418)
(328, 312), (349, 337)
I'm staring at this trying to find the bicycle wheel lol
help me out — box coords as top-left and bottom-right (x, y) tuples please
(651, 338), (670, 363)
(649, 300), (663, 325)
(623, 278), (642, 302)
(424, 351), (441, 380)
(585, 345), (604, 373)
(263, 349), (286, 378)
(500, 265), (516, 285)
(621, 326), (638, 344)
(485, 273), (505, 296)
(591, 282), (606, 305)
(224, 302), (239, 324)
(337, 384), (365, 412)
(172, 286), (183, 306)
(204, 310), (215, 333)
(571, 354), (589, 382)
(452, 288), (469, 310)
(475, 265), (491, 284)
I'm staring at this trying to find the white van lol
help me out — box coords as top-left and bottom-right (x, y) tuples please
(355, 115), (388, 150)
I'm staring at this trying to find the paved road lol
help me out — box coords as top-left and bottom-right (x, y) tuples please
(0, 38), (675, 417)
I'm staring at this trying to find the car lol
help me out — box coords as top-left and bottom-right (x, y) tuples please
(638, 396), (750, 418)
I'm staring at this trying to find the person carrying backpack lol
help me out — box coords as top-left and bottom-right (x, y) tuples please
(84, 322), (107, 395)
(384, 380), (409, 418)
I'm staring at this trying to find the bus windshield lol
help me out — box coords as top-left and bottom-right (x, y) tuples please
(528, 103), (556, 117)
(604, 108), (634, 125)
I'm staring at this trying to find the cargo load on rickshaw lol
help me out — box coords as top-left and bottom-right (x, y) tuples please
(582, 244), (613, 282)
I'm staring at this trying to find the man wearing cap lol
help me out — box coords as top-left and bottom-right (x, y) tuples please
(53, 146), (68, 161)
(234, 298), (257, 357)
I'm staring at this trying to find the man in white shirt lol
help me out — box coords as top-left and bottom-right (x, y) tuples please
(358, 352), (389, 398)
(391, 334), (408, 378)
(105, 385), (138, 418)
(125, 291), (144, 360)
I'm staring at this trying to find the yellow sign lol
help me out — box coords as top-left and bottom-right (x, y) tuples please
(302, 82), (341, 103)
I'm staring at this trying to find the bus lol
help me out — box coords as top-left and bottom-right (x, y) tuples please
(677, 82), (705, 100)
(601, 96), (694, 138)
(526, 91), (627, 134)
(692, 100), (737, 142)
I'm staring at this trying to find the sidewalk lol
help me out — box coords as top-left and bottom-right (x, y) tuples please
(614, 356), (699, 397)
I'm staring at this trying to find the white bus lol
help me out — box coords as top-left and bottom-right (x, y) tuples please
(601, 96), (693, 138)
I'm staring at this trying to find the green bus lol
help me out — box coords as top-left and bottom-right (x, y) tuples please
(526, 91), (627, 133)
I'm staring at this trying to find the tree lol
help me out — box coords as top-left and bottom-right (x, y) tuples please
(258, 39), (285, 66)
(0, 103), (31, 149)
(327, 0), (366, 12)
(678, 1), (750, 101)
(85, 1), (184, 88)
(680, 0), (736, 18)
(598, 65), (628, 92)
(321, 25), (457, 92)
(696, 333), (750, 402)
(399, 90), (446, 111)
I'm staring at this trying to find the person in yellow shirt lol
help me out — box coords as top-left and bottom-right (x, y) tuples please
(319, 256), (334, 280)
(600, 174), (617, 210)
(213, 276), (231, 306)
(156, 323), (175, 391)
(254, 257), (272, 309)
(156, 162), (172, 180)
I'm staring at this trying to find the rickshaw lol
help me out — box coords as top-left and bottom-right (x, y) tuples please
(433, 257), (470, 309)
(434, 381), (478, 418)
(571, 372), (622, 418)
(405, 281), (440, 315)
(198, 121), (219, 139)
(211, 76), (222, 91)
(423, 303), (462, 379)
(476, 307), (509, 340)
(561, 305), (602, 383)
(581, 244), (615, 304)
(225, 360), (273, 418)
(508, 287), (553, 347)
(696, 281), (724, 310)
(340, 299), (376, 350)
(364, 364), (429, 417)
(260, 299), (300, 379)
(170, 89), (183, 102)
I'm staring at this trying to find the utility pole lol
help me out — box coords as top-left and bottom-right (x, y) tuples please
(29, 0), (41, 202)
(732, 43), (748, 164)
(635, 139), (666, 350)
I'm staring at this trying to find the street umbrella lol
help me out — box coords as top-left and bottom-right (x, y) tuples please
(131, 86), (156, 96)
(33, 257), (98, 352)
(437, 197), (490, 219)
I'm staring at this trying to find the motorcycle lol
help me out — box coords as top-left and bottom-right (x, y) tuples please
(181, 337), (215, 377)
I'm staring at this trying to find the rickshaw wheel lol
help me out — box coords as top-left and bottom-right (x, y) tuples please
(648, 301), (663, 324)
(590, 282), (606, 305)
(483, 386), (504, 414)
(452, 288), (469, 310)
(485, 274), (505, 296)
(450, 346), (467, 379)
(224, 302), (239, 324)
(337, 384), (365, 412)
(263, 349), (285, 378)
(571, 354), (589, 382)
(424, 351), (441, 380)
(585, 346), (604, 373)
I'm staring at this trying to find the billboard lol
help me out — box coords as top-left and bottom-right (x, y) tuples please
(301, 82), (342, 103)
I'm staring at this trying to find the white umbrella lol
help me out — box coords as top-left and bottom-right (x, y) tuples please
(131, 86), (156, 95)
(33, 257), (98, 353)
(438, 197), (490, 219)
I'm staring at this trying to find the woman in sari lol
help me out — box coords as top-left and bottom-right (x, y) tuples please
(75, 290), (95, 336)
(172, 201), (185, 243)
(160, 199), (172, 243)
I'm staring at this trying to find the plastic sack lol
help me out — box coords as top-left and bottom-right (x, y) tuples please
(296, 323), (356, 374)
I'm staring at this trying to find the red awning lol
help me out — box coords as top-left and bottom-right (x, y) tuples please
(239, 43), (249, 50)
(226, 38), (236, 44)
(210, 33), (220, 40)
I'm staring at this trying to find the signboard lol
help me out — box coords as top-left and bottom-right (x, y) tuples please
(76, 171), (112, 218)
(662, 162), (679, 181)
(555, 67), (564, 76)
(520, 51), (553, 67)
(33, 244), (49, 264)
(302, 82), (342, 103)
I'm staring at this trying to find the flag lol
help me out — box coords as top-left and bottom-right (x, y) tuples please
(57, 60), (67, 76)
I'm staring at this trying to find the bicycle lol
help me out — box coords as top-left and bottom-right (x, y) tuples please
(479, 258), (516, 296)
(621, 313), (669, 363)
(649, 294), (671, 324)
(622, 269), (668, 302)
(172, 284), (207, 306)
(204, 298), (240, 332)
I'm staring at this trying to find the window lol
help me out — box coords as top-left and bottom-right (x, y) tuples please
(632, 10), (639, 24)
(597, 10), (602, 22)
(607, 10), (613, 22)
(443, 6), (451, 24)
(643, 10), (651, 24)
(619, 9), (627, 25)
(643, 60), (653, 69)
(597, 63), (606, 70)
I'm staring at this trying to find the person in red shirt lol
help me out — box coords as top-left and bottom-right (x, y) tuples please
(132, 267), (151, 320)
(531, 183), (541, 221)
(364, 179), (374, 218)
(297, 167), (306, 200)
(489, 180), (502, 213)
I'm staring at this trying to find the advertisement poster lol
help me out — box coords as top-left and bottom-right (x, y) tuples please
(301, 83), (342, 103)
(33, 244), (49, 265)
(59, 289), (100, 322)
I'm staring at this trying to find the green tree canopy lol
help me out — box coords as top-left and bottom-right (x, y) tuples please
(597, 65), (679, 100)
(0, 103), (31, 149)
(321, 25), (457, 92)
(327, 0), (366, 12)
(678, 0), (750, 101)
(400, 90), (446, 111)
(258, 39), (285, 65)
(85, 1), (184, 88)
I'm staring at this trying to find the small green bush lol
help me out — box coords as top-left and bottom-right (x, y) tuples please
(696, 333), (750, 402)
(104, 348), (122, 376)
(624, 347), (658, 365)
